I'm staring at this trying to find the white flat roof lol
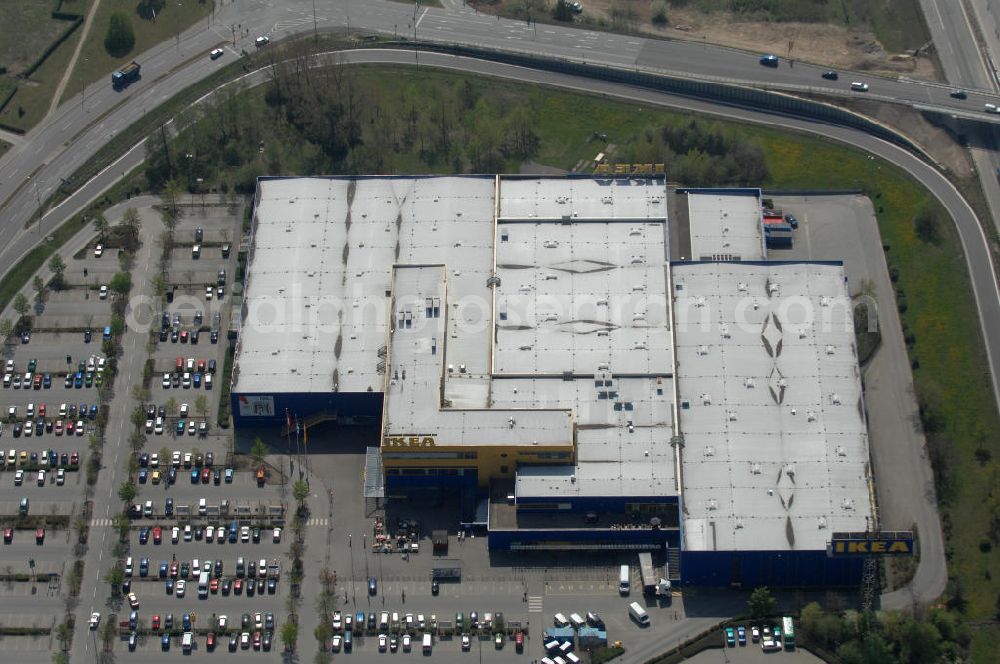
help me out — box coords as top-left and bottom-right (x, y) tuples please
(687, 191), (765, 261)
(500, 177), (666, 220)
(673, 262), (872, 551)
(234, 176), (496, 394)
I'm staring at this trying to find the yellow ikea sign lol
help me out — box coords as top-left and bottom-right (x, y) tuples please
(830, 539), (913, 556)
(383, 436), (436, 448)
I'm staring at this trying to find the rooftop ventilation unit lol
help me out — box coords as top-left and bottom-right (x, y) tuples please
(831, 393), (842, 405)
(744, 378), (755, 388)
(818, 517), (827, 529)
(720, 324), (730, 338)
(543, 240), (559, 248)
(836, 446), (847, 457)
(785, 464), (796, 477)
(629, 226), (643, 236)
(750, 463), (761, 475)
(825, 345), (835, 355)
(727, 410), (737, 421)
(697, 345), (709, 356)
(735, 519), (744, 529)
(704, 446), (715, 457)
(768, 283), (780, 296)
(706, 499), (718, 511)
(696, 296), (706, 308)
(841, 499), (856, 511)
(807, 410), (817, 422)
(701, 393), (712, 405)
(820, 296), (831, 307)
(737, 282), (748, 292)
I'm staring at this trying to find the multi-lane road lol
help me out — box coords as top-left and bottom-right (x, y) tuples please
(0, 1), (996, 659)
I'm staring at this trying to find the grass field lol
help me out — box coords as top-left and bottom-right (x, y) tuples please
(0, 0), (82, 76)
(60, 0), (215, 105)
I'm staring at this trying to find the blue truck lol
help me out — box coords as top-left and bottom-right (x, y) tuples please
(111, 61), (141, 90)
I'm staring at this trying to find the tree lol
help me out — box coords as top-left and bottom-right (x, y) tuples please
(280, 621), (298, 652)
(103, 11), (135, 57)
(48, 254), (66, 289)
(914, 206), (942, 245)
(195, 395), (208, 418)
(160, 179), (184, 233)
(112, 513), (131, 540)
(293, 480), (309, 506)
(117, 481), (136, 503)
(13, 293), (29, 318)
(251, 437), (269, 466)
(0, 319), (12, 344)
(104, 564), (124, 590)
(552, 0), (574, 21)
(748, 586), (776, 619)
(130, 404), (145, 433)
(121, 207), (142, 251)
(32, 276), (45, 302)
(109, 272), (132, 297)
(92, 211), (110, 242)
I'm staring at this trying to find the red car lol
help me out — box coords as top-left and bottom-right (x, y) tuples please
(515, 632), (524, 652)
(169, 561), (178, 578)
(210, 578), (219, 594)
(180, 331), (188, 343)
(253, 631), (261, 650)
(70, 451), (79, 466)
(36, 528), (44, 544)
(152, 526), (162, 544)
(3, 528), (12, 544)
(38, 403), (46, 417)
(206, 632), (216, 651)
(233, 579), (243, 594)
(201, 467), (211, 484)
(65, 421), (74, 435)
(151, 615), (160, 630)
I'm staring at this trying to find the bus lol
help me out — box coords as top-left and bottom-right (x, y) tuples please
(781, 616), (795, 648)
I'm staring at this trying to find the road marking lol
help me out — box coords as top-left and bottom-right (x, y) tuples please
(89, 518), (113, 527)
(527, 595), (543, 612)
(307, 517), (329, 526)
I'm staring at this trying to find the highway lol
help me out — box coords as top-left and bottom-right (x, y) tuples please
(0, 0), (990, 655)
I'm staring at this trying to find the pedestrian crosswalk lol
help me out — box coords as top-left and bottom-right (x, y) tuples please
(306, 517), (329, 526)
(90, 518), (113, 527)
(527, 595), (544, 613)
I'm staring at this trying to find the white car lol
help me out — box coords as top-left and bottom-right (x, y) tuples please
(180, 403), (189, 418)
(273, 527), (281, 543)
(145, 419), (153, 433)
(218, 615), (228, 630)
(162, 372), (171, 388)
(172, 450), (181, 466)
(986, 103), (1000, 114)
(332, 611), (342, 630)
(206, 526), (215, 542)
(93, 245), (103, 258)
(154, 417), (164, 434)
(850, 81), (869, 92)
(99, 285), (108, 299)
(75, 420), (85, 436)
(89, 612), (101, 629)
(331, 635), (342, 652)
(183, 524), (192, 541)
(402, 634), (411, 651)
(255, 35), (270, 47)
(210, 47), (224, 59)
(171, 526), (180, 543)
(241, 526), (250, 542)
(462, 634), (471, 650)
(205, 286), (214, 300)
(378, 634), (387, 652)
(14, 470), (23, 485)
(149, 453), (159, 468)
(56, 468), (65, 485)
(182, 372), (191, 388)
(176, 579), (186, 597)
(127, 592), (139, 609)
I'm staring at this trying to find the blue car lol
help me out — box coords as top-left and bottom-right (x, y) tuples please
(74, 372), (83, 388)
(42, 373), (51, 388)
(138, 469), (148, 484)
(229, 521), (238, 543)
(182, 614), (191, 630)
(78, 404), (87, 417)
(166, 578), (174, 594)
(139, 558), (149, 577)
(224, 468), (234, 483)
(159, 562), (168, 578)
(368, 577), (377, 595)
(737, 625), (747, 646)
(190, 469), (199, 484)
(161, 634), (170, 651)
(139, 527), (149, 544)
(193, 373), (202, 387)
(89, 405), (98, 419)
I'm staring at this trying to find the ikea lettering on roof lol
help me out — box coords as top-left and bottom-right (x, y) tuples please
(383, 436), (436, 448)
(828, 532), (915, 556)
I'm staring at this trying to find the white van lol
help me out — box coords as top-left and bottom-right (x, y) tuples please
(619, 565), (630, 595)
(566, 654), (581, 664)
(569, 613), (585, 629)
(553, 613), (570, 627)
(192, 245), (201, 259)
(629, 602), (650, 626)
(422, 632), (432, 653)
(182, 631), (193, 652)
(124, 557), (133, 577)
(541, 658), (556, 664)
(198, 570), (210, 598)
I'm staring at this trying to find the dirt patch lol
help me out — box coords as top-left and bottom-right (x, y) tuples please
(477, 1), (940, 81)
